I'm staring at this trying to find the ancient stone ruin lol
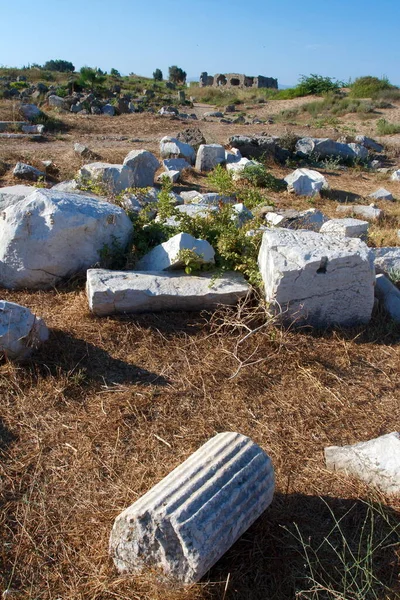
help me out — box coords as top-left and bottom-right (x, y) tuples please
(199, 72), (278, 90)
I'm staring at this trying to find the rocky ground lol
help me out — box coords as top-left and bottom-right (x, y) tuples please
(0, 95), (399, 600)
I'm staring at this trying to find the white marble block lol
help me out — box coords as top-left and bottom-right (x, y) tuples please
(258, 228), (375, 327)
(109, 432), (275, 585)
(325, 432), (400, 494)
(87, 269), (249, 316)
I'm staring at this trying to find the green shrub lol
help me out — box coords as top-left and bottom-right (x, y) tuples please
(240, 164), (286, 192)
(350, 76), (394, 98)
(376, 119), (400, 135)
(296, 73), (343, 95)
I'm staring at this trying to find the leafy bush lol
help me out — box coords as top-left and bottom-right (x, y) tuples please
(153, 68), (163, 82)
(110, 68), (121, 77)
(240, 164), (286, 191)
(78, 67), (106, 93)
(296, 73), (343, 95)
(43, 59), (75, 73)
(168, 65), (187, 84)
(350, 76), (394, 98)
(376, 119), (400, 135)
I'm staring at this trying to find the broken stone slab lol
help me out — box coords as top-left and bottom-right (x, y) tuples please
(0, 185), (36, 210)
(225, 148), (242, 164)
(284, 168), (329, 197)
(87, 269), (250, 316)
(109, 432), (274, 585)
(163, 158), (191, 173)
(195, 144), (226, 171)
(355, 135), (384, 153)
(160, 136), (196, 165)
(265, 208), (327, 232)
(0, 189), (133, 289)
(0, 301), (49, 360)
(295, 137), (368, 161)
(194, 192), (235, 206)
(258, 228), (375, 327)
(336, 204), (383, 221)
(158, 170), (180, 183)
(375, 274), (400, 322)
(122, 149), (160, 187)
(136, 233), (215, 271)
(325, 432), (400, 494)
(368, 188), (394, 201)
(13, 162), (45, 181)
(390, 169), (400, 182)
(21, 124), (45, 134)
(373, 247), (400, 275)
(19, 104), (42, 120)
(180, 190), (203, 203)
(320, 218), (369, 239)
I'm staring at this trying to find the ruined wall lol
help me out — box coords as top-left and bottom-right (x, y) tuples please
(199, 72), (278, 90)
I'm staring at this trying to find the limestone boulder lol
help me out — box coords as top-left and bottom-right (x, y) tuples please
(195, 144), (226, 171)
(373, 247), (400, 275)
(122, 149), (159, 187)
(295, 137), (368, 161)
(284, 168), (329, 196)
(160, 136), (195, 164)
(258, 228), (375, 327)
(0, 301), (49, 360)
(355, 135), (384, 153)
(19, 104), (42, 120)
(390, 169), (400, 182)
(336, 204), (383, 221)
(325, 432), (400, 494)
(13, 162), (44, 181)
(136, 233), (215, 271)
(0, 189), (133, 289)
(87, 269), (250, 316)
(0, 185), (36, 210)
(369, 188), (394, 201)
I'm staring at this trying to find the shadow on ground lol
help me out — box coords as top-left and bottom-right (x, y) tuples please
(204, 492), (400, 600)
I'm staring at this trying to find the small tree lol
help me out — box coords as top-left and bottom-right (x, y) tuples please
(168, 65), (187, 84)
(153, 68), (163, 82)
(43, 59), (75, 73)
(78, 66), (106, 92)
(110, 68), (121, 77)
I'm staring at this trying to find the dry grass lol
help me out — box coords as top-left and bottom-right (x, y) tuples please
(1, 287), (400, 599)
(1, 96), (400, 599)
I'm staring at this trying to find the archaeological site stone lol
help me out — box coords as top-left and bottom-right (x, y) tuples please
(0, 301), (49, 360)
(284, 168), (329, 197)
(0, 189), (133, 289)
(199, 71), (278, 89)
(87, 270), (249, 316)
(369, 188), (394, 201)
(336, 204), (383, 221)
(109, 432), (275, 584)
(195, 144), (226, 171)
(325, 432), (400, 494)
(258, 229), (375, 327)
(373, 247), (400, 274)
(136, 233), (215, 271)
(375, 274), (400, 322)
(160, 136), (196, 165)
(320, 218), (369, 239)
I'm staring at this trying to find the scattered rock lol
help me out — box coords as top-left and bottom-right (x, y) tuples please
(160, 136), (196, 165)
(320, 218), (369, 239)
(373, 247), (400, 275)
(102, 104), (115, 116)
(109, 432), (274, 585)
(136, 232), (215, 271)
(295, 137), (368, 161)
(0, 301), (49, 360)
(204, 111), (224, 118)
(368, 188), (394, 201)
(123, 150), (160, 187)
(227, 157), (259, 180)
(19, 104), (42, 120)
(265, 208), (327, 232)
(355, 135), (384, 153)
(228, 135), (276, 159)
(284, 168), (329, 197)
(176, 127), (206, 150)
(325, 432), (400, 494)
(336, 204), (383, 221)
(195, 144), (225, 171)
(48, 95), (68, 110)
(390, 169), (400, 181)
(0, 185), (35, 210)
(159, 106), (179, 116)
(74, 143), (99, 160)
(87, 269), (250, 316)
(375, 274), (400, 322)
(258, 228), (375, 327)
(13, 162), (44, 181)
(0, 189), (133, 289)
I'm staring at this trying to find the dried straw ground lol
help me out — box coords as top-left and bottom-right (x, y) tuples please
(0, 98), (400, 599)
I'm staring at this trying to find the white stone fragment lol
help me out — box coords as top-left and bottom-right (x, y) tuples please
(109, 432), (275, 584)
(320, 218), (369, 239)
(390, 169), (400, 181)
(284, 168), (329, 197)
(195, 144), (226, 171)
(368, 188), (394, 201)
(375, 274), (400, 322)
(0, 185), (36, 210)
(0, 189), (133, 289)
(373, 247), (400, 275)
(0, 301), (49, 360)
(87, 269), (249, 316)
(325, 432), (400, 494)
(336, 204), (383, 221)
(258, 228), (375, 327)
(122, 149), (160, 187)
(160, 136), (196, 165)
(136, 233), (215, 271)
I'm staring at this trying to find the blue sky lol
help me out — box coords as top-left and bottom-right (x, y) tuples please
(1, 0), (399, 86)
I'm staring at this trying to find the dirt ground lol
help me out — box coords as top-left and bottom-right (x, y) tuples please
(0, 97), (400, 600)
